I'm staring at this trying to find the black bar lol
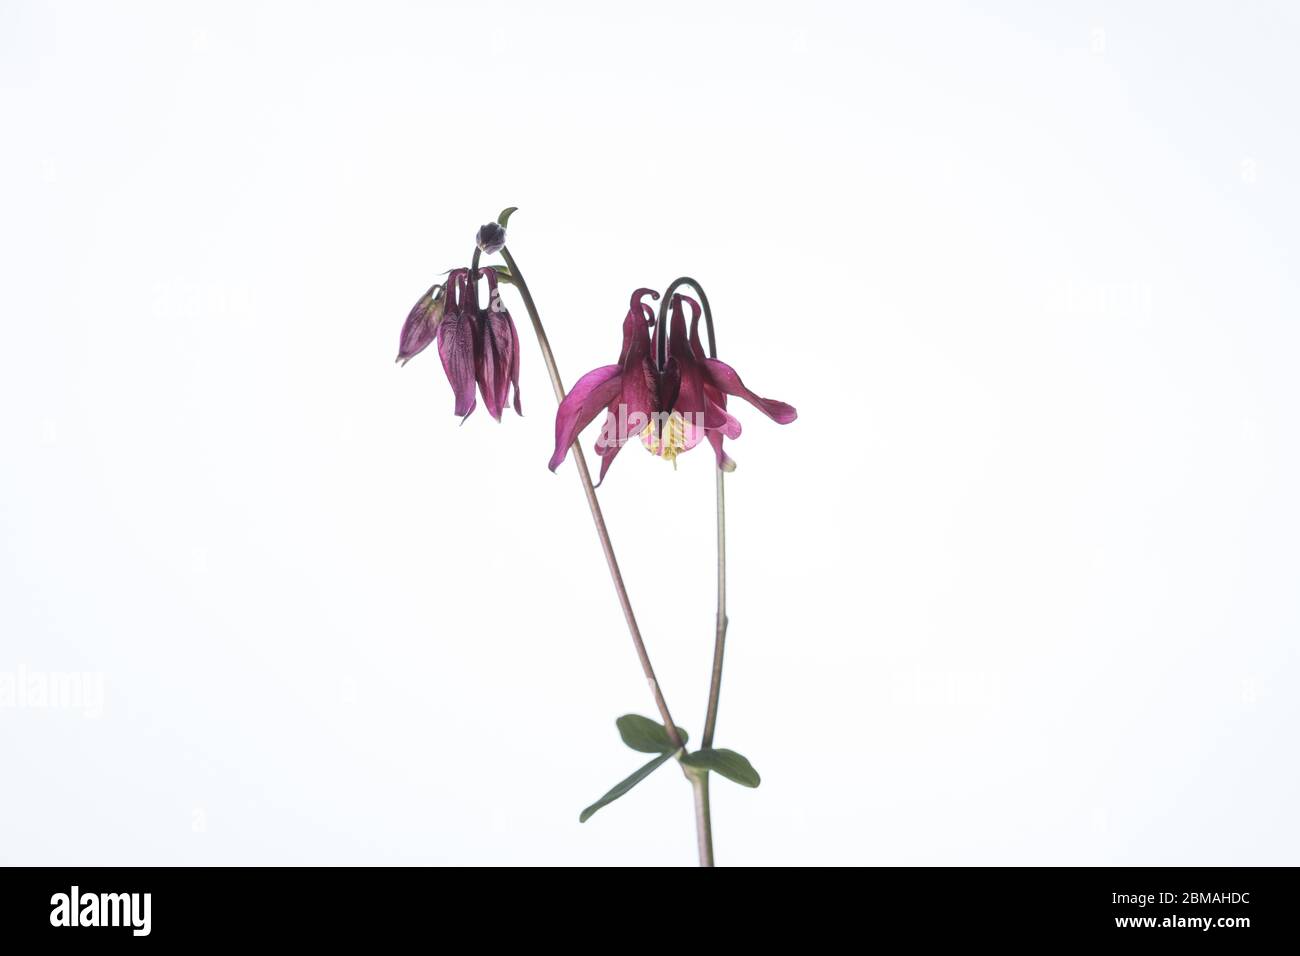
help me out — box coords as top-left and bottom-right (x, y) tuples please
(0, 866), (1293, 943)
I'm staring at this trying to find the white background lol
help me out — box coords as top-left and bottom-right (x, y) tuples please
(3, 0), (1298, 866)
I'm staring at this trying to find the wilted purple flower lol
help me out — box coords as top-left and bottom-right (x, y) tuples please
(477, 222), (507, 255)
(549, 289), (795, 482)
(398, 267), (521, 422)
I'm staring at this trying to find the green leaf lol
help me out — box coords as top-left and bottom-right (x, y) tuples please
(579, 753), (672, 823)
(497, 206), (518, 227)
(681, 748), (761, 788)
(616, 714), (688, 754)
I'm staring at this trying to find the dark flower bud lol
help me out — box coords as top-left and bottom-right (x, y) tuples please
(476, 222), (507, 255)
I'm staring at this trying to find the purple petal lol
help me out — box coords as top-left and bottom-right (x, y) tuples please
(668, 295), (708, 420)
(549, 365), (624, 471)
(596, 441), (627, 485)
(621, 287), (659, 353)
(593, 403), (630, 485)
(705, 384), (742, 439)
(396, 283), (445, 365)
(689, 305), (707, 359)
(620, 293), (654, 369)
(508, 314), (522, 416)
(619, 356), (659, 434)
(475, 271), (518, 422)
(701, 358), (797, 424)
(477, 312), (516, 422)
(437, 312), (478, 420)
(657, 356), (681, 429)
(706, 429), (737, 473)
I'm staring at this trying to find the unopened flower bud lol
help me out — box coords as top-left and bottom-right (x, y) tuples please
(476, 222), (507, 255)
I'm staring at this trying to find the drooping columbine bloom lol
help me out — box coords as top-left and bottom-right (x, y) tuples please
(549, 289), (795, 482)
(397, 267), (522, 422)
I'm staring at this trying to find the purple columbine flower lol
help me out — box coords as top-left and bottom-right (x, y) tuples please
(549, 289), (795, 482)
(397, 267), (521, 422)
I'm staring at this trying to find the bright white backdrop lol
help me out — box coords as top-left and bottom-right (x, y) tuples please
(2, 1), (1298, 866)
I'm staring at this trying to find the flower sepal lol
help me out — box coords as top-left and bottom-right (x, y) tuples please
(395, 282), (447, 366)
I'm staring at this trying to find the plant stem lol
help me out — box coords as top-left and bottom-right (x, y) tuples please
(656, 277), (729, 866)
(693, 446), (727, 868)
(499, 245), (685, 751)
(689, 769), (714, 867)
(702, 469), (728, 748)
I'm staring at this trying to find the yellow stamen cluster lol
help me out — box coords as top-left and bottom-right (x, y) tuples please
(642, 412), (687, 468)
